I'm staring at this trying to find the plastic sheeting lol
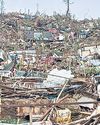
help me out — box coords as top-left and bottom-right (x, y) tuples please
(42, 68), (74, 88)
(90, 59), (100, 66)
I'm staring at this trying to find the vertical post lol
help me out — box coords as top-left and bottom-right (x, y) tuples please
(66, 0), (70, 16)
(0, 0), (4, 16)
(63, 0), (70, 17)
(0, 89), (1, 117)
(17, 107), (20, 124)
(29, 107), (33, 125)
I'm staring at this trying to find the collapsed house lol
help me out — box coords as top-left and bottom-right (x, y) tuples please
(0, 13), (100, 125)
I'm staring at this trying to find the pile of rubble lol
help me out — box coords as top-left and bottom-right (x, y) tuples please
(0, 12), (100, 125)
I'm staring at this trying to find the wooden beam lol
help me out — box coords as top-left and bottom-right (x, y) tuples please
(29, 107), (33, 125)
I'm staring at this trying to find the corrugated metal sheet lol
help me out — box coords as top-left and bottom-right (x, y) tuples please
(77, 96), (95, 109)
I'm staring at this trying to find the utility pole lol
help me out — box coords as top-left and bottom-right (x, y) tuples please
(0, 0), (4, 16)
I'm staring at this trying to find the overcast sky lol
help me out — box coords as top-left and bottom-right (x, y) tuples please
(4, 0), (100, 19)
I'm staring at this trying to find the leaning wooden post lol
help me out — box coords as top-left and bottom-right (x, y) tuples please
(29, 106), (33, 125)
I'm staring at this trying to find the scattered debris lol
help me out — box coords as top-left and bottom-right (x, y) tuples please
(0, 11), (100, 124)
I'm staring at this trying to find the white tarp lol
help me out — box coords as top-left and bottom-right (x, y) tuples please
(42, 68), (74, 88)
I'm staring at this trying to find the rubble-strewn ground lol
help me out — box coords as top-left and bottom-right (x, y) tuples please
(0, 13), (100, 125)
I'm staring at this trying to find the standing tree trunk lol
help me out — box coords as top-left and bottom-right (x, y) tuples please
(66, 0), (70, 16)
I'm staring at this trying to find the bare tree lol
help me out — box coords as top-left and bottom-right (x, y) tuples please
(63, 0), (70, 17)
(0, 0), (4, 15)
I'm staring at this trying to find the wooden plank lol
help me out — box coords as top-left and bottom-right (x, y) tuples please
(0, 89), (1, 116)
(29, 107), (33, 125)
